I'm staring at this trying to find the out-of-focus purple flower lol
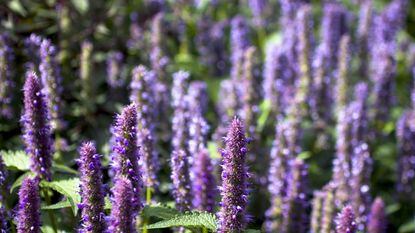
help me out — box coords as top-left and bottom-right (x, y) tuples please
(281, 159), (309, 233)
(171, 149), (192, 212)
(367, 197), (386, 233)
(336, 205), (357, 233)
(171, 71), (190, 151)
(218, 117), (249, 233)
(192, 149), (216, 212)
(0, 156), (8, 232)
(24, 34), (42, 70)
(265, 123), (291, 233)
(111, 103), (142, 211)
(39, 39), (64, 130)
(396, 110), (415, 199)
(335, 35), (351, 114)
(357, 0), (373, 78)
(310, 190), (324, 233)
(130, 66), (160, 190)
(240, 46), (261, 138)
(249, 0), (268, 27)
(106, 51), (124, 88)
(350, 142), (372, 231)
(320, 183), (336, 233)
(108, 177), (136, 233)
(349, 83), (369, 148)
(78, 141), (106, 233)
(187, 81), (208, 116)
(16, 177), (41, 233)
(0, 34), (14, 119)
(127, 12), (144, 51)
(21, 72), (53, 181)
(80, 41), (93, 101)
(230, 15), (250, 84)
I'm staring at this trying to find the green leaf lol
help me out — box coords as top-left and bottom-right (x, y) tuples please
(52, 164), (78, 175)
(142, 204), (179, 220)
(42, 199), (71, 210)
(40, 176), (81, 215)
(8, 0), (27, 16)
(143, 211), (218, 231)
(207, 142), (220, 160)
(399, 219), (415, 233)
(245, 230), (261, 233)
(1, 150), (30, 171)
(71, 0), (89, 14)
(257, 100), (271, 133)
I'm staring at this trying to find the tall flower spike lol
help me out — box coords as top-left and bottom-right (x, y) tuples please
(171, 149), (192, 212)
(111, 103), (141, 211)
(0, 34), (14, 119)
(218, 117), (249, 233)
(281, 159), (309, 233)
(130, 66), (159, 190)
(357, 0), (373, 79)
(108, 177), (136, 233)
(21, 72), (53, 180)
(249, 0), (268, 28)
(39, 39), (64, 130)
(80, 41), (93, 101)
(24, 34), (42, 70)
(16, 177), (41, 233)
(192, 149), (217, 212)
(367, 197), (386, 233)
(336, 205), (357, 233)
(335, 35), (351, 115)
(106, 51), (124, 88)
(0, 155), (8, 232)
(230, 15), (250, 86)
(310, 190), (324, 233)
(265, 123), (290, 233)
(78, 141), (106, 233)
(320, 183), (336, 233)
(171, 71), (190, 151)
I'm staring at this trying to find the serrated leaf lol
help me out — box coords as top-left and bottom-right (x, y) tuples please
(52, 164), (78, 174)
(144, 211), (219, 231)
(40, 176), (80, 215)
(71, 0), (89, 14)
(42, 199), (71, 210)
(1, 150), (30, 171)
(142, 204), (179, 220)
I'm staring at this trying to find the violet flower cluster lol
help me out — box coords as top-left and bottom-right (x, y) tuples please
(16, 177), (41, 233)
(0, 33), (14, 119)
(106, 51), (125, 88)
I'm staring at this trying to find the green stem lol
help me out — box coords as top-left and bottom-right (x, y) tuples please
(43, 189), (58, 233)
(202, 227), (208, 233)
(143, 187), (152, 233)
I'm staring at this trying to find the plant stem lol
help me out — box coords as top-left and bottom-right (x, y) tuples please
(143, 187), (152, 233)
(43, 189), (58, 233)
(202, 227), (208, 233)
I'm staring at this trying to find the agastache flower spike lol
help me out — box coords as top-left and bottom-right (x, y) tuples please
(281, 159), (309, 233)
(78, 141), (106, 233)
(171, 71), (190, 151)
(16, 177), (41, 233)
(171, 149), (192, 212)
(310, 191), (324, 233)
(249, 0), (267, 28)
(0, 156), (8, 231)
(336, 206), (357, 233)
(357, 0), (373, 79)
(218, 117), (249, 233)
(106, 51), (124, 88)
(111, 104), (142, 211)
(130, 66), (159, 189)
(80, 41), (93, 101)
(367, 197), (386, 233)
(265, 123), (291, 233)
(192, 149), (217, 212)
(108, 177), (135, 233)
(320, 183), (336, 233)
(39, 39), (64, 130)
(0, 34), (15, 119)
(335, 35), (351, 115)
(230, 15), (250, 87)
(24, 34), (42, 70)
(21, 72), (53, 180)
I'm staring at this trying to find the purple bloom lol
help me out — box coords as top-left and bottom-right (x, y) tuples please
(230, 15), (250, 84)
(320, 183), (336, 233)
(335, 35), (351, 114)
(310, 191), (324, 233)
(16, 177), (41, 233)
(0, 33), (14, 119)
(249, 0), (268, 27)
(24, 34), (42, 70)
(357, 0), (373, 78)
(111, 103), (142, 211)
(171, 71), (190, 151)
(21, 72), (53, 181)
(171, 149), (192, 212)
(108, 177), (136, 233)
(336, 206), (357, 233)
(0, 156), (8, 231)
(367, 197), (386, 233)
(39, 39), (64, 130)
(106, 51), (124, 88)
(192, 149), (217, 212)
(130, 66), (159, 190)
(78, 141), (106, 233)
(187, 81), (208, 116)
(281, 159), (309, 233)
(218, 117), (249, 233)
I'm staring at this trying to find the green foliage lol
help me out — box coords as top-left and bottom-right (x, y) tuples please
(142, 204), (180, 220)
(143, 211), (219, 231)
(1, 150), (31, 171)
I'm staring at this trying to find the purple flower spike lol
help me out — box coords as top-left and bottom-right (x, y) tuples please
(39, 39), (64, 130)
(171, 71), (190, 151)
(0, 33), (15, 119)
(218, 117), (249, 233)
(281, 159), (309, 233)
(21, 71), (53, 181)
(336, 206), (356, 233)
(367, 197), (386, 233)
(109, 177), (136, 233)
(230, 15), (250, 86)
(111, 103), (142, 211)
(16, 177), (41, 233)
(0, 156), (8, 231)
(192, 149), (217, 212)
(171, 149), (192, 212)
(78, 141), (106, 233)
(106, 51), (124, 88)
